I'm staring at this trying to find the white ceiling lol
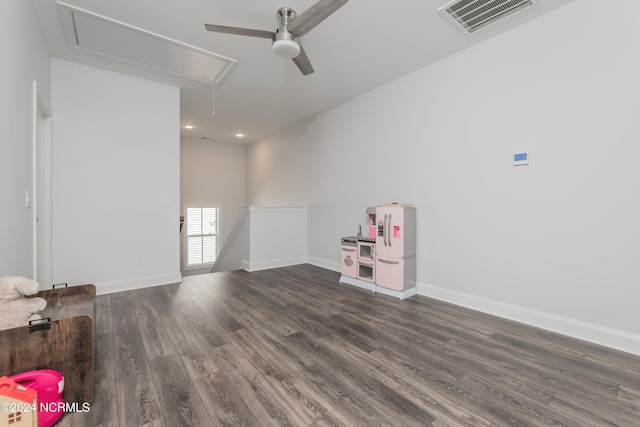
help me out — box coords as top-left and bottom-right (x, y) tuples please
(31, 0), (574, 144)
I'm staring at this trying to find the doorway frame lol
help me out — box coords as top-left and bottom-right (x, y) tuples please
(32, 81), (53, 287)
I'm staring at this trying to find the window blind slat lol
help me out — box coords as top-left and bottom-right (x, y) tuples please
(185, 206), (218, 267)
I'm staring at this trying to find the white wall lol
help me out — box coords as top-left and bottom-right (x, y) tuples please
(205, 206), (307, 274)
(0, 1), (51, 277)
(51, 59), (181, 294)
(247, 206), (308, 271)
(180, 137), (245, 274)
(247, 0), (640, 353)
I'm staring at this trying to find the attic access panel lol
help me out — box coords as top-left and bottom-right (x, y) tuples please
(57, 1), (236, 85)
(439, 0), (539, 35)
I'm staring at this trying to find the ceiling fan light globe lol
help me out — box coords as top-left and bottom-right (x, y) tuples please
(272, 39), (300, 58)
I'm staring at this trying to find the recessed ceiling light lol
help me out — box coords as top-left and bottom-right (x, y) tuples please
(236, 133), (244, 138)
(184, 125), (194, 129)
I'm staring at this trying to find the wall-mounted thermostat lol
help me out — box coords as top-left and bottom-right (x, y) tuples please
(513, 152), (529, 166)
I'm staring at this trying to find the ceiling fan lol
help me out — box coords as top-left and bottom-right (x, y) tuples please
(205, 0), (348, 76)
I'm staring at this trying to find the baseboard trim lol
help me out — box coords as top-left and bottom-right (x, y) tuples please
(246, 257), (308, 272)
(418, 282), (640, 356)
(308, 256), (340, 272)
(96, 272), (182, 295)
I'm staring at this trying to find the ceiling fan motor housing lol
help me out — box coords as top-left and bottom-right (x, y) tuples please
(273, 7), (300, 58)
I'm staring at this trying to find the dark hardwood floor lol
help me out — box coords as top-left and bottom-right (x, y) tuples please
(58, 264), (640, 426)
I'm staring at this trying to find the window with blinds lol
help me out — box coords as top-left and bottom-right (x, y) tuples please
(185, 206), (218, 267)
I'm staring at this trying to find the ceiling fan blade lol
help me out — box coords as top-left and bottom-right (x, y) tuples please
(288, 0), (348, 37)
(292, 45), (314, 75)
(204, 24), (275, 39)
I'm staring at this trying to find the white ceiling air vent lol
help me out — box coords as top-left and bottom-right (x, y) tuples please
(439, 0), (539, 35)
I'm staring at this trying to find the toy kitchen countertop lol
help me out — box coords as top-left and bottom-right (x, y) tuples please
(341, 236), (375, 246)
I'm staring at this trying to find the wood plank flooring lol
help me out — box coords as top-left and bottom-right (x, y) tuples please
(57, 264), (640, 426)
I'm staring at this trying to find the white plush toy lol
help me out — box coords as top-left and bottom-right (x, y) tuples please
(0, 276), (47, 331)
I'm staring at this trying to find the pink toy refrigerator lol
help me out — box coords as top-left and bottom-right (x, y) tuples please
(375, 205), (416, 292)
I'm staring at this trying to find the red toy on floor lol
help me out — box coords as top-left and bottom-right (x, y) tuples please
(0, 376), (38, 426)
(9, 370), (64, 427)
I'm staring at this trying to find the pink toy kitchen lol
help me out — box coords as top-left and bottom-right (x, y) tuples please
(340, 203), (417, 300)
